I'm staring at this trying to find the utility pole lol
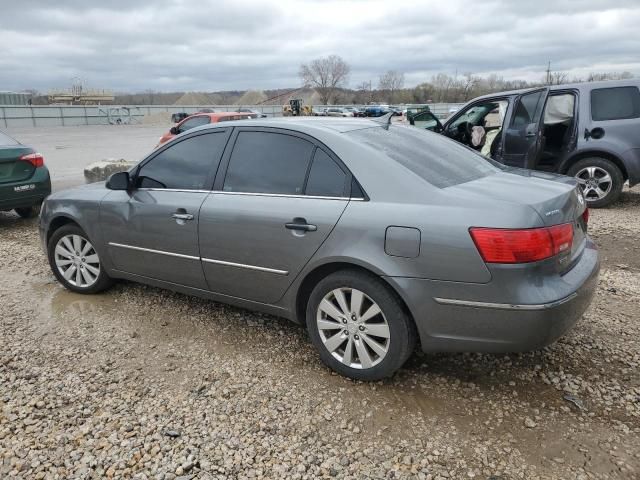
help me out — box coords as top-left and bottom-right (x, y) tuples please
(546, 61), (551, 85)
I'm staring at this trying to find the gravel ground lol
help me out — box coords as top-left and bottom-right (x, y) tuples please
(1, 188), (639, 479)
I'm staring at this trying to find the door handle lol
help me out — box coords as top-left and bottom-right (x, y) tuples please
(172, 213), (194, 221)
(285, 218), (317, 232)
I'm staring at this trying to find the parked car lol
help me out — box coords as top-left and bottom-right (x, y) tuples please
(0, 130), (51, 218)
(236, 108), (267, 118)
(313, 108), (328, 116)
(409, 79), (640, 207)
(389, 106), (403, 116)
(157, 112), (252, 146)
(326, 107), (353, 117)
(365, 105), (390, 117)
(40, 118), (598, 380)
(345, 107), (364, 117)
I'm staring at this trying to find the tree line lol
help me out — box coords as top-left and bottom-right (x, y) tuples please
(299, 55), (635, 105)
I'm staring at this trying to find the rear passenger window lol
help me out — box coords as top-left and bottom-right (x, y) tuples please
(223, 131), (314, 194)
(305, 149), (347, 197)
(591, 87), (640, 121)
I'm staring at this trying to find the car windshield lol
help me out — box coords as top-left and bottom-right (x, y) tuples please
(0, 130), (19, 146)
(348, 126), (501, 188)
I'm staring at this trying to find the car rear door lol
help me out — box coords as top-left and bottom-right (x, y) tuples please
(501, 88), (549, 169)
(100, 129), (231, 289)
(198, 127), (351, 304)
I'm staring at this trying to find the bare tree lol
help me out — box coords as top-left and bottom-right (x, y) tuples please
(378, 70), (405, 103)
(548, 71), (568, 85)
(355, 81), (373, 104)
(460, 72), (480, 100)
(587, 71), (633, 82)
(299, 55), (350, 105)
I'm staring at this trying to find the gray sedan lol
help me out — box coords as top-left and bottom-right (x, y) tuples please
(40, 117), (599, 380)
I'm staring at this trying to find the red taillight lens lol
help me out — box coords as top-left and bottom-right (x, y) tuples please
(19, 153), (44, 168)
(470, 223), (574, 264)
(581, 208), (589, 226)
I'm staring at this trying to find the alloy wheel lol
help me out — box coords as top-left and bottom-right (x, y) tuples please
(316, 288), (390, 369)
(575, 166), (613, 201)
(54, 234), (101, 288)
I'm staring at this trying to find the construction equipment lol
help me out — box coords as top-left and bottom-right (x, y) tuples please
(283, 98), (312, 116)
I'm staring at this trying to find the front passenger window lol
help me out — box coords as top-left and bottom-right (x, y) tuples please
(137, 132), (227, 190)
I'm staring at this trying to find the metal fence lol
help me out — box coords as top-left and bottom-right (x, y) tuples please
(0, 103), (464, 128)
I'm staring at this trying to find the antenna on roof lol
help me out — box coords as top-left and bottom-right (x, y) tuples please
(371, 112), (393, 129)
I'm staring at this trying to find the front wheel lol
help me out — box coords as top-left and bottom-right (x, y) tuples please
(47, 224), (113, 294)
(567, 157), (624, 208)
(306, 270), (416, 381)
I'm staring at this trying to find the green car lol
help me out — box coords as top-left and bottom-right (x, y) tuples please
(0, 130), (51, 218)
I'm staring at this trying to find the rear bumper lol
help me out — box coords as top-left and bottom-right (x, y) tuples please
(0, 167), (51, 211)
(385, 239), (600, 352)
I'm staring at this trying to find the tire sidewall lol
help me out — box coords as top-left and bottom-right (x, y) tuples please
(305, 270), (414, 381)
(47, 224), (112, 294)
(567, 157), (624, 208)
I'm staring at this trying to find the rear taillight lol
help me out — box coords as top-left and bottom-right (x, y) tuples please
(581, 208), (589, 226)
(470, 223), (574, 264)
(19, 153), (44, 168)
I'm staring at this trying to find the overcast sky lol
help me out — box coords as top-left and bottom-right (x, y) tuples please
(1, 0), (639, 93)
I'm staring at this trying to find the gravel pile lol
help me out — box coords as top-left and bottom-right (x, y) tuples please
(1, 188), (639, 479)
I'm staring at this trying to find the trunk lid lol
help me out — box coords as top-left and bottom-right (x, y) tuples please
(0, 145), (37, 184)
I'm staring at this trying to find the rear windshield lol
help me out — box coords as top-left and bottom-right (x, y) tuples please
(0, 130), (19, 146)
(347, 125), (500, 188)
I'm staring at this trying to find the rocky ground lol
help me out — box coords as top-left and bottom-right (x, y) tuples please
(1, 189), (639, 480)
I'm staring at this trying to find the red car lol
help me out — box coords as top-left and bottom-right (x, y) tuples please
(157, 112), (252, 146)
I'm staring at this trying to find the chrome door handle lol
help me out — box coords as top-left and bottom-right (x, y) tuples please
(172, 213), (194, 221)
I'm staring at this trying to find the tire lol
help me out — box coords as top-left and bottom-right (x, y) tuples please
(306, 270), (416, 381)
(14, 206), (39, 218)
(47, 224), (113, 294)
(567, 157), (624, 208)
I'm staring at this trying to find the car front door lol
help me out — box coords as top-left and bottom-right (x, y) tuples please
(100, 130), (231, 289)
(198, 128), (351, 304)
(409, 110), (443, 132)
(501, 88), (549, 169)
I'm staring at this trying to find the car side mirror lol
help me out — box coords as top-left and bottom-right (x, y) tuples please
(170, 126), (179, 135)
(106, 171), (131, 191)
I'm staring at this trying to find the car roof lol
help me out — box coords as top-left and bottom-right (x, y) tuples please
(186, 112), (249, 120)
(186, 117), (385, 135)
(470, 78), (640, 102)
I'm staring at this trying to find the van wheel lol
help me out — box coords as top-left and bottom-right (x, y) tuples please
(306, 270), (416, 381)
(15, 206), (39, 218)
(567, 157), (624, 208)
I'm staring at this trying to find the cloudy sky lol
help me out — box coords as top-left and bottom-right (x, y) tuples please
(1, 0), (639, 93)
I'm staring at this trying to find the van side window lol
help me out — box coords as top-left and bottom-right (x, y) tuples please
(591, 87), (640, 121)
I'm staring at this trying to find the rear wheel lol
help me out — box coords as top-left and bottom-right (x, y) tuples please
(306, 270), (416, 381)
(14, 206), (39, 218)
(567, 157), (624, 208)
(47, 224), (113, 294)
